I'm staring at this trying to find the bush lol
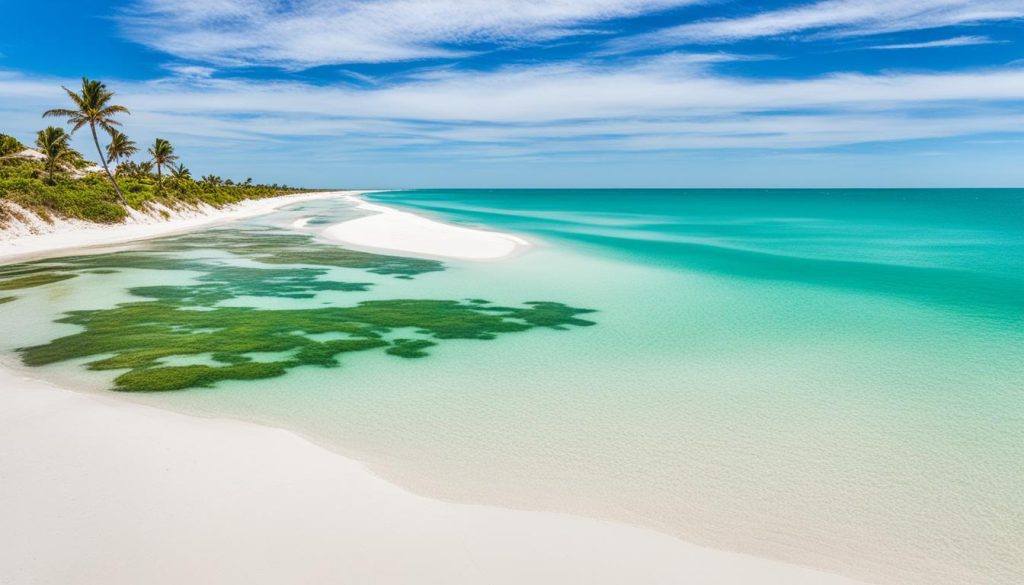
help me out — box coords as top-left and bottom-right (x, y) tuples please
(0, 134), (24, 157)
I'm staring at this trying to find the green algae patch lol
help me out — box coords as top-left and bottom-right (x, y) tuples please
(0, 264), (68, 278)
(2, 227), (443, 283)
(152, 228), (444, 277)
(130, 266), (372, 305)
(20, 298), (595, 392)
(6, 226), (595, 393)
(386, 339), (438, 358)
(0, 296), (16, 304)
(0, 272), (76, 290)
(114, 362), (295, 393)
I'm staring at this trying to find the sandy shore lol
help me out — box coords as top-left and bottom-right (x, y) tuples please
(0, 193), (871, 584)
(321, 194), (530, 260)
(0, 368), (868, 585)
(0, 190), (357, 264)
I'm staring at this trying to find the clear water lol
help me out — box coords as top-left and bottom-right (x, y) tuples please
(2, 190), (1022, 585)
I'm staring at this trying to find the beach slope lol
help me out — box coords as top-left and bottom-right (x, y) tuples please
(0, 368), (868, 585)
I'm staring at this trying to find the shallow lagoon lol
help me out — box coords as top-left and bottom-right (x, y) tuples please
(2, 191), (1022, 585)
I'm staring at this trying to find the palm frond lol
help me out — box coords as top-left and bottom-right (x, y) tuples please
(42, 108), (79, 119)
(62, 86), (86, 109)
(100, 105), (130, 116)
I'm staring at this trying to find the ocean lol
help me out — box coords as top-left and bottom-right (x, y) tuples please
(2, 189), (1022, 584)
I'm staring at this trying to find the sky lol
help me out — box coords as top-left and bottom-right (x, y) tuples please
(1, 0), (1023, 188)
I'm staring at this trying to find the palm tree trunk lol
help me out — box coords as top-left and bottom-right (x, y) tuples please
(90, 123), (125, 204)
(157, 164), (162, 191)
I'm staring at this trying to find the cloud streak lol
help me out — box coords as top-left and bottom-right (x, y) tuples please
(119, 0), (702, 68)
(868, 36), (1000, 50)
(607, 0), (1024, 51)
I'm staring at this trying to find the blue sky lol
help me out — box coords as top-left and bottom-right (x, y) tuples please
(1, 0), (1023, 188)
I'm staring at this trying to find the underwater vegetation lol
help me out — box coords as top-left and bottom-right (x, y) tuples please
(152, 228), (444, 276)
(0, 227), (442, 301)
(9, 228), (595, 392)
(0, 227), (442, 279)
(20, 298), (595, 392)
(0, 272), (77, 290)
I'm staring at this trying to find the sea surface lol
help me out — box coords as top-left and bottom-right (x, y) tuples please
(2, 189), (1022, 584)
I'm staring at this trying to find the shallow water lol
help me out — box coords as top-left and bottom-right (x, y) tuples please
(2, 190), (1022, 585)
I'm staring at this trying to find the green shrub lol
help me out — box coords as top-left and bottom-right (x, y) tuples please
(0, 134), (24, 157)
(1, 156), (310, 226)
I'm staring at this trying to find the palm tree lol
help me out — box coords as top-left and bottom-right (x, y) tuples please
(35, 127), (81, 184)
(169, 163), (191, 182)
(117, 160), (154, 179)
(106, 130), (138, 169)
(43, 78), (129, 203)
(147, 138), (178, 190)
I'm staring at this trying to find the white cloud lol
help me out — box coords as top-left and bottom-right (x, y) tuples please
(608, 0), (1024, 50)
(98, 62), (1024, 124)
(118, 0), (702, 68)
(868, 35), (999, 50)
(4, 58), (1024, 159)
(162, 64), (217, 78)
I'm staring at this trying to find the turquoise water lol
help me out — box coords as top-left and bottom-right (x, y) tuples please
(1, 190), (1022, 584)
(371, 189), (1024, 318)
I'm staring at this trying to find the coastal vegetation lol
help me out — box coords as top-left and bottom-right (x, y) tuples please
(1, 78), (308, 228)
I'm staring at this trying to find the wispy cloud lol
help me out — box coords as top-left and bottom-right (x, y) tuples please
(4, 58), (1024, 158)
(118, 0), (702, 68)
(162, 64), (217, 78)
(868, 35), (1000, 50)
(608, 0), (1024, 51)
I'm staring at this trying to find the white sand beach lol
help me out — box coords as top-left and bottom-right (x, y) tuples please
(0, 190), (357, 263)
(322, 194), (530, 260)
(0, 366), (869, 585)
(0, 195), (870, 585)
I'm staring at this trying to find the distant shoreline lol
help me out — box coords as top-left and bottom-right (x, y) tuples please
(0, 189), (536, 265)
(0, 190), (357, 265)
